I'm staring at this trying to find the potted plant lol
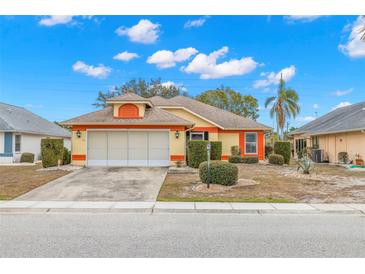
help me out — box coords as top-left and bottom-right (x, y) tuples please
(355, 154), (364, 166)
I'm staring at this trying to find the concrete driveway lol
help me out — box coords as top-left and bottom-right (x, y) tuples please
(16, 167), (167, 202)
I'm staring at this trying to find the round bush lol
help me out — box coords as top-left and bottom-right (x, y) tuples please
(230, 145), (240, 156)
(199, 160), (238, 186)
(228, 155), (242, 163)
(268, 154), (284, 165)
(20, 152), (35, 163)
(242, 156), (258, 164)
(265, 145), (273, 158)
(274, 141), (291, 164)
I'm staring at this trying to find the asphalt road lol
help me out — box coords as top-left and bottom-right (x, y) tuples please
(1, 213), (365, 257)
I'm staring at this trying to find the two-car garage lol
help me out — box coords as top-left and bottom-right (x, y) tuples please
(87, 130), (170, 167)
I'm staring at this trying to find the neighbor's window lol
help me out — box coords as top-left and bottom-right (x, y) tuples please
(245, 132), (257, 154)
(311, 136), (319, 149)
(190, 132), (204, 141)
(15, 134), (21, 152)
(295, 138), (307, 153)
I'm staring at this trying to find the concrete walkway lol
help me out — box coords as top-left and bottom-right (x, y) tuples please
(1, 201), (364, 214)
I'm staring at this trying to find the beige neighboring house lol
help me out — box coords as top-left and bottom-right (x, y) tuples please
(291, 101), (365, 163)
(62, 93), (270, 167)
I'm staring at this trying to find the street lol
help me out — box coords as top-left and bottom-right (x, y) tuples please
(1, 213), (364, 257)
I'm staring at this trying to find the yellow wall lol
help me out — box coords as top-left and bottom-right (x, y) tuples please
(319, 131), (365, 163)
(209, 132), (219, 141)
(218, 133), (239, 155)
(170, 130), (186, 156)
(113, 103), (146, 117)
(71, 130), (86, 165)
(163, 108), (215, 127)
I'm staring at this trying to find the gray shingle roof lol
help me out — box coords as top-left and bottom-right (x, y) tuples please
(62, 106), (193, 126)
(106, 92), (153, 103)
(160, 96), (269, 130)
(292, 101), (365, 136)
(149, 96), (182, 106)
(0, 102), (71, 138)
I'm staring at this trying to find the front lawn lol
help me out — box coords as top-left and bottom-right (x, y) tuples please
(157, 163), (365, 203)
(0, 164), (70, 200)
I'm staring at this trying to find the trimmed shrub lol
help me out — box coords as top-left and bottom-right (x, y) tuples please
(63, 147), (71, 165)
(268, 154), (284, 165)
(210, 141), (222, 160)
(187, 140), (209, 168)
(20, 152), (35, 163)
(41, 138), (64, 168)
(199, 160), (238, 186)
(228, 155), (242, 163)
(230, 145), (241, 156)
(265, 145), (273, 158)
(242, 156), (259, 164)
(274, 141), (291, 164)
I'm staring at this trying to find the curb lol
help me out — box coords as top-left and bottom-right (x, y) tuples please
(0, 201), (364, 215)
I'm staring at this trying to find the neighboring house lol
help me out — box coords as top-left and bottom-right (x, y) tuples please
(62, 93), (269, 167)
(0, 102), (71, 164)
(291, 101), (365, 163)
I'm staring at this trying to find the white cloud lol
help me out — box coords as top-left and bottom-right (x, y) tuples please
(113, 51), (139, 62)
(184, 17), (207, 28)
(72, 61), (111, 79)
(39, 16), (74, 26)
(339, 16), (365, 58)
(147, 47), (198, 69)
(332, 101), (352, 110)
(115, 19), (160, 44)
(182, 46), (258, 79)
(253, 65), (296, 89)
(313, 103), (319, 109)
(284, 16), (323, 23)
(298, 116), (316, 122)
(332, 88), (353, 97)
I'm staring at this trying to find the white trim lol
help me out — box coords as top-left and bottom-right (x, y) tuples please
(244, 132), (258, 155)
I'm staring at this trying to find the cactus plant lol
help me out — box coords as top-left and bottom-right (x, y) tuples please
(297, 155), (314, 174)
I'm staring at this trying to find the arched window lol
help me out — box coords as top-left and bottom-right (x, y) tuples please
(118, 104), (139, 118)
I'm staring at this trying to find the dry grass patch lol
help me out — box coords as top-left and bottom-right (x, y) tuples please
(0, 164), (70, 200)
(158, 163), (365, 203)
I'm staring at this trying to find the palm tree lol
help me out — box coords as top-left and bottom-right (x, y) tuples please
(265, 75), (300, 139)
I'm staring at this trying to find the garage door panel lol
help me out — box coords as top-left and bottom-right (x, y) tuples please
(88, 132), (107, 166)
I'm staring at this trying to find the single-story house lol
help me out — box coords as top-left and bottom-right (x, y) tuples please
(291, 101), (365, 163)
(62, 93), (270, 167)
(0, 102), (71, 164)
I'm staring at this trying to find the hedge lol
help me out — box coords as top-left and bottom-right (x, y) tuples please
(268, 153), (284, 165)
(274, 141), (291, 164)
(187, 140), (209, 168)
(41, 138), (64, 168)
(20, 152), (35, 163)
(199, 160), (238, 186)
(230, 145), (241, 156)
(265, 145), (273, 158)
(63, 147), (71, 165)
(242, 156), (259, 164)
(210, 141), (222, 160)
(228, 155), (242, 163)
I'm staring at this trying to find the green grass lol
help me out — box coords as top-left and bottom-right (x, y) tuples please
(0, 194), (11, 200)
(157, 196), (294, 203)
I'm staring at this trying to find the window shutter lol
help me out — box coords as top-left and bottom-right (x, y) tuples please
(204, 132), (209, 140)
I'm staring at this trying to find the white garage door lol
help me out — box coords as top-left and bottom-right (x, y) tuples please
(87, 131), (169, 167)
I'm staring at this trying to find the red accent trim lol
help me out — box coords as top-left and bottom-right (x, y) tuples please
(258, 131), (264, 160)
(221, 155), (229, 160)
(239, 132), (244, 157)
(170, 155), (185, 161)
(72, 125), (186, 131)
(192, 127), (219, 133)
(72, 154), (86, 161)
(113, 116), (143, 119)
(118, 104), (139, 118)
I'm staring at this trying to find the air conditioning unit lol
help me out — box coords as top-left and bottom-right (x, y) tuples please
(311, 149), (323, 163)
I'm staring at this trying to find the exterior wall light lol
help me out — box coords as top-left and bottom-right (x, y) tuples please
(175, 130), (180, 139)
(76, 130), (81, 138)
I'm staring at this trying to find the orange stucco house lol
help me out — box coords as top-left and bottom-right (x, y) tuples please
(62, 93), (270, 167)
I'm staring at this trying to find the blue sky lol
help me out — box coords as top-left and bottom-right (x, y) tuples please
(0, 15), (364, 128)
